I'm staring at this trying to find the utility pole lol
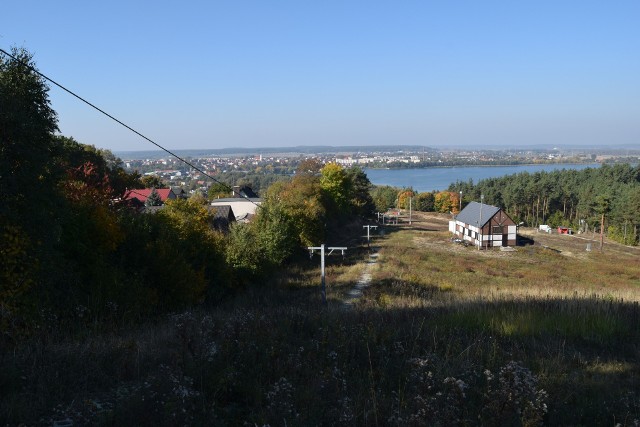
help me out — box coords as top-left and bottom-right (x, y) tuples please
(600, 212), (605, 252)
(307, 244), (347, 305)
(363, 225), (378, 246)
(478, 194), (484, 250)
(409, 197), (412, 225)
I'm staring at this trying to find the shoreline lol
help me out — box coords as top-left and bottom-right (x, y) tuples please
(363, 163), (604, 192)
(363, 162), (600, 171)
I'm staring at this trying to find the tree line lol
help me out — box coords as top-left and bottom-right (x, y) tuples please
(449, 163), (640, 245)
(369, 165), (640, 246)
(0, 48), (373, 338)
(371, 186), (462, 215)
(447, 165), (640, 245)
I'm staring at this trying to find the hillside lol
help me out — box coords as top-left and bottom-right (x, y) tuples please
(3, 212), (639, 425)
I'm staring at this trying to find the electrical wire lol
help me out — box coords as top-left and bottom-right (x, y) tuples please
(0, 47), (260, 208)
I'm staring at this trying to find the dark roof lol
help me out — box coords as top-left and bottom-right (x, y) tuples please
(456, 201), (501, 227)
(238, 186), (259, 198)
(206, 205), (236, 233)
(171, 186), (187, 198)
(207, 205), (235, 220)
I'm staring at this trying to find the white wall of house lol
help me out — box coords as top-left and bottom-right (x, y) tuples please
(452, 221), (517, 247)
(211, 200), (261, 218)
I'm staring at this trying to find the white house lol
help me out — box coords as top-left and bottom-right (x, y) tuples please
(450, 201), (517, 248)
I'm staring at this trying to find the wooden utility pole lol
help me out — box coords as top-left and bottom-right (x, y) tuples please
(409, 197), (412, 225)
(307, 244), (347, 305)
(478, 195), (484, 250)
(600, 212), (605, 251)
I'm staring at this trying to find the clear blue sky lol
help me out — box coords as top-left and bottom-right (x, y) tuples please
(3, 1), (639, 152)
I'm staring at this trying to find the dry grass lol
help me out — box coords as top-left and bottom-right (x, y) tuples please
(2, 213), (640, 425)
(376, 214), (640, 303)
(353, 213), (640, 424)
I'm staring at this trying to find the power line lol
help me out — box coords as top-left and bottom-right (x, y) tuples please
(0, 47), (260, 208)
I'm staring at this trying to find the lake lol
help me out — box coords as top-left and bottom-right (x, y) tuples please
(364, 163), (599, 192)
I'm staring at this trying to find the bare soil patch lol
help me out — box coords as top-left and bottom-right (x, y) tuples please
(392, 211), (451, 231)
(388, 211), (640, 261)
(519, 228), (640, 260)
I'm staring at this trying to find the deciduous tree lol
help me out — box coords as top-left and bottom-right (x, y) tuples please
(371, 185), (399, 212)
(1, 47), (60, 314)
(320, 163), (352, 216)
(414, 192), (435, 212)
(397, 189), (415, 210)
(141, 175), (164, 189)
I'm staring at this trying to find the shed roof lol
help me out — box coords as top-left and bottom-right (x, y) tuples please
(456, 201), (501, 227)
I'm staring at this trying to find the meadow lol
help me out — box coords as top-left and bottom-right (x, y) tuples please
(2, 213), (639, 426)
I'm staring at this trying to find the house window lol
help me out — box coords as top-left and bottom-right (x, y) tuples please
(492, 225), (504, 234)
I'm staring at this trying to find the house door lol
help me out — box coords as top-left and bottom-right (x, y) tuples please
(502, 233), (508, 246)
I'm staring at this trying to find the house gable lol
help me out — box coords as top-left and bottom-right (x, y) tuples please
(207, 205), (236, 233)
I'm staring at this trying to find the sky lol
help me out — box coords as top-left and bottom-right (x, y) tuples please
(2, 1), (640, 152)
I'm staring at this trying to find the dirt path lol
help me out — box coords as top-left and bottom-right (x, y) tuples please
(343, 250), (378, 307)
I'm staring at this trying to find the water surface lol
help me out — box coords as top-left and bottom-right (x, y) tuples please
(364, 164), (598, 192)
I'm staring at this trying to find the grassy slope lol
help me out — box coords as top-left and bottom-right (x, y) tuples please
(359, 213), (640, 425)
(2, 213), (639, 425)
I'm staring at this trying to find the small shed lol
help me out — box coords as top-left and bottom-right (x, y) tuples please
(539, 225), (552, 233)
(451, 201), (517, 248)
(557, 226), (572, 235)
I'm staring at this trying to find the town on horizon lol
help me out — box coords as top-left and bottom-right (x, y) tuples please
(119, 144), (639, 196)
(116, 143), (640, 161)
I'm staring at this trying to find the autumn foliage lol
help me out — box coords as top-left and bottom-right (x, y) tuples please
(0, 49), (231, 336)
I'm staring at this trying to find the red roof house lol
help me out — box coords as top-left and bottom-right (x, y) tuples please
(123, 188), (177, 206)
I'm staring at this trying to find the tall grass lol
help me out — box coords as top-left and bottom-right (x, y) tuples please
(2, 221), (640, 425)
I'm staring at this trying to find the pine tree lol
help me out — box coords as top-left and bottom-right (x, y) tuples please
(145, 188), (163, 206)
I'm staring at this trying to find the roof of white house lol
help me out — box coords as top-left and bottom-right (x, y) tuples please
(456, 201), (501, 227)
(210, 198), (261, 218)
(210, 198), (262, 203)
